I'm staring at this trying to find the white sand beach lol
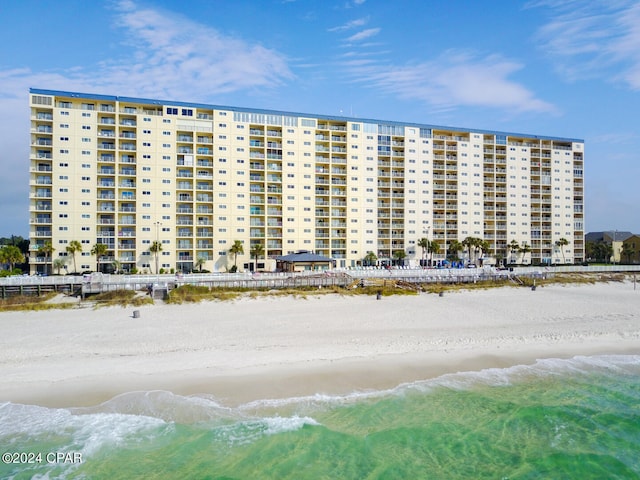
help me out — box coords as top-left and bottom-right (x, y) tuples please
(1, 281), (639, 408)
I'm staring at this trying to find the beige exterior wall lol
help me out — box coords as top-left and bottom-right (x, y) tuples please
(28, 90), (586, 274)
(621, 235), (640, 264)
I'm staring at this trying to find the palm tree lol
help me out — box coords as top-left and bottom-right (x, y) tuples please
(363, 251), (377, 267)
(509, 240), (520, 264)
(194, 255), (207, 272)
(555, 237), (569, 264)
(38, 240), (55, 275)
(250, 243), (264, 272)
(478, 239), (491, 266)
(65, 240), (82, 274)
(112, 259), (122, 274)
(462, 236), (480, 265)
(448, 240), (463, 262)
(149, 241), (163, 274)
(602, 243), (614, 263)
(417, 237), (429, 267)
(620, 243), (635, 264)
(53, 257), (66, 275)
(519, 242), (531, 265)
(0, 245), (25, 272)
(428, 240), (440, 266)
(91, 243), (108, 273)
(229, 240), (244, 272)
(590, 242), (612, 263)
(393, 249), (406, 266)
(585, 241), (596, 263)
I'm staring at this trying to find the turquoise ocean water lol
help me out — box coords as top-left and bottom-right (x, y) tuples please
(2, 354), (639, 479)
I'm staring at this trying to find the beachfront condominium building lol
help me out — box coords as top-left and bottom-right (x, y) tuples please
(28, 88), (585, 274)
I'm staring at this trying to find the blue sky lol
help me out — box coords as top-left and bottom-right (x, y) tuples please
(1, 0), (638, 237)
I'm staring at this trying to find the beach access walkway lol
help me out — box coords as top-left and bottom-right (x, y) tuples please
(1, 265), (639, 299)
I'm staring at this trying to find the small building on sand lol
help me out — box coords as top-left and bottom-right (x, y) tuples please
(275, 251), (335, 273)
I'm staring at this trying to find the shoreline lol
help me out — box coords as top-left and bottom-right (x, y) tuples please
(1, 282), (639, 409)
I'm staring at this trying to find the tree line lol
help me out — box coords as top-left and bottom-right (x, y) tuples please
(0, 234), (271, 276)
(4, 233), (635, 277)
(360, 236), (573, 267)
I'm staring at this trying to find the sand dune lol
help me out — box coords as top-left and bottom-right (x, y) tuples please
(1, 282), (638, 407)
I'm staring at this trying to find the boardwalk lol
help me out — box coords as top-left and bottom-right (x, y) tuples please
(1, 265), (638, 299)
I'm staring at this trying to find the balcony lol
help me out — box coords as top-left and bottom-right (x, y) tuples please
(32, 201), (52, 211)
(33, 151), (52, 159)
(95, 154), (114, 163)
(34, 190), (52, 198)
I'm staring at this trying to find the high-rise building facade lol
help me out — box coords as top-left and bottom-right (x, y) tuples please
(28, 88), (585, 274)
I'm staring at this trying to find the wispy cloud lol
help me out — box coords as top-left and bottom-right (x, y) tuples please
(3, 0), (294, 102)
(530, 0), (640, 89)
(343, 0), (366, 7)
(106, 0), (294, 99)
(346, 28), (381, 42)
(590, 131), (639, 145)
(344, 51), (557, 113)
(328, 16), (369, 32)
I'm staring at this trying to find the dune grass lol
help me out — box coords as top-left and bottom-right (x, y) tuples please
(132, 273), (636, 304)
(166, 283), (419, 304)
(90, 289), (154, 307)
(166, 285), (242, 304)
(0, 292), (76, 312)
